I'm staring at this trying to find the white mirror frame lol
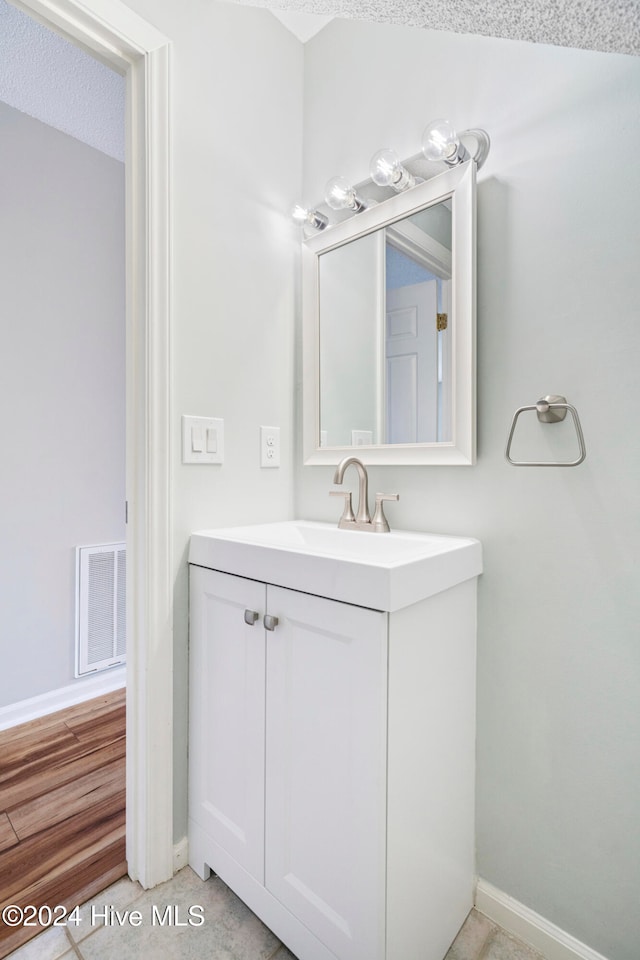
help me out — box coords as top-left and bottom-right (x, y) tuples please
(303, 160), (476, 466)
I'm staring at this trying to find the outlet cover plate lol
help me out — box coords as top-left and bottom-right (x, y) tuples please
(260, 425), (280, 468)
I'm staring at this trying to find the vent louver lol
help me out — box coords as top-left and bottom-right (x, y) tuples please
(75, 543), (126, 676)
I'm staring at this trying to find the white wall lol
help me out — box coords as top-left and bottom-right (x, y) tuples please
(0, 101), (125, 706)
(116, 0), (303, 841)
(297, 20), (640, 960)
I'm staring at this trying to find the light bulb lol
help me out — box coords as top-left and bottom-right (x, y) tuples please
(324, 176), (365, 213)
(291, 204), (328, 230)
(291, 204), (308, 224)
(369, 148), (416, 192)
(422, 118), (467, 165)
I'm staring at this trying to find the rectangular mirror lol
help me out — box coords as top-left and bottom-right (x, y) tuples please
(303, 160), (476, 465)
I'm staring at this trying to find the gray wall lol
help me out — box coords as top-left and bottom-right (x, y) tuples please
(296, 20), (640, 960)
(0, 101), (125, 706)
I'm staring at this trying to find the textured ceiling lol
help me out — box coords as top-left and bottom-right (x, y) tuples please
(245, 0), (640, 55)
(1, 0), (635, 166)
(0, 0), (125, 161)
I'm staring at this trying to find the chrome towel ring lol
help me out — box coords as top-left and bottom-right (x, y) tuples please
(505, 395), (586, 467)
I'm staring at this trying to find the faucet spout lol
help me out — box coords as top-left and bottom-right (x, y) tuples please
(333, 456), (371, 524)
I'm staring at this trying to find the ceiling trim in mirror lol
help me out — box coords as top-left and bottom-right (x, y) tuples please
(303, 160), (476, 466)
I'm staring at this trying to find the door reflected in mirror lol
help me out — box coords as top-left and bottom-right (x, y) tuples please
(303, 160), (476, 466)
(319, 200), (452, 447)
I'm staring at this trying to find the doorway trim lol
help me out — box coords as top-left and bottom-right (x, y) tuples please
(11, 0), (173, 888)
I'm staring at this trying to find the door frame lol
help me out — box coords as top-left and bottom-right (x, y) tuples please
(11, 0), (173, 888)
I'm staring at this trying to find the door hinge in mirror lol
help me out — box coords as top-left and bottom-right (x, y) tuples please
(437, 312), (448, 331)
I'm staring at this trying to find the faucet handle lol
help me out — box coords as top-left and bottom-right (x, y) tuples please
(329, 490), (355, 525)
(372, 493), (400, 533)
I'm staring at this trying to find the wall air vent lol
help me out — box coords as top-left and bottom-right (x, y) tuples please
(75, 542), (126, 677)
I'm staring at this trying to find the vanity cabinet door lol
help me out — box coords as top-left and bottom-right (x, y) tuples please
(189, 566), (267, 882)
(264, 586), (388, 960)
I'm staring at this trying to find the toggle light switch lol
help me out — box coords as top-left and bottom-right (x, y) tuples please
(182, 416), (224, 464)
(206, 427), (217, 454)
(191, 425), (204, 452)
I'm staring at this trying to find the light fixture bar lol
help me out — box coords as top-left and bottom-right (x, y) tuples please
(293, 118), (490, 229)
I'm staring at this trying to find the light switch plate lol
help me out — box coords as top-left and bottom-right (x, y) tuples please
(182, 416), (224, 464)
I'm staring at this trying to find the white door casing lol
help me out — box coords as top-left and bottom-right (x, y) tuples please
(11, 0), (173, 888)
(439, 278), (452, 442)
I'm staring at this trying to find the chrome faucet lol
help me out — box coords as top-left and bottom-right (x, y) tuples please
(330, 456), (399, 533)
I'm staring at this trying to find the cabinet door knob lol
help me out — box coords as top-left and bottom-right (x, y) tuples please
(244, 609), (259, 626)
(263, 614), (279, 632)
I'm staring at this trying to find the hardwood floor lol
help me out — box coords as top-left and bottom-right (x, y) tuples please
(0, 689), (126, 957)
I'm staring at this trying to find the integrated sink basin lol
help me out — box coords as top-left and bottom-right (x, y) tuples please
(189, 520), (482, 612)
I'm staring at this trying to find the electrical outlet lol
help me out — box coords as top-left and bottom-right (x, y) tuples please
(260, 425), (280, 468)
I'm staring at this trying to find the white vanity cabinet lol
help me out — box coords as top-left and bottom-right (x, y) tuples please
(189, 566), (388, 960)
(188, 530), (480, 960)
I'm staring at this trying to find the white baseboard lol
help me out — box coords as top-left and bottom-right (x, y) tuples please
(475, 879), (610, 960)
(173, 836), (189, 873)
(0, 667), (126, 730)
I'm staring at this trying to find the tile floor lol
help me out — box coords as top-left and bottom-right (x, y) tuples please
(8, 867), (546, 960)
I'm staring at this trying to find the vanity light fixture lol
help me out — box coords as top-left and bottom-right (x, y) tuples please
(295, 121), (490, 228)
(369, 147), (417, 192)
(291, 204), (328, 231)
(422, 118), (490, 169)
(324, 176), (367, 213)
